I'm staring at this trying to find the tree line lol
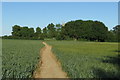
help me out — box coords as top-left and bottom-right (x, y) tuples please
(2, 19), (120, 42)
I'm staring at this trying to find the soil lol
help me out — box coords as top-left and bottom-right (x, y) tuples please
(33, 42), (68, 78)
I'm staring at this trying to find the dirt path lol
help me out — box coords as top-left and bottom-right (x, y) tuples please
(33, 42), (68, 78)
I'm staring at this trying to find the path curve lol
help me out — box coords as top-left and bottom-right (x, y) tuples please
(33, 42), (68, 78)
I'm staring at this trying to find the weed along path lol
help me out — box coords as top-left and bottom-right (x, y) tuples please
(33, 42), (68, 78)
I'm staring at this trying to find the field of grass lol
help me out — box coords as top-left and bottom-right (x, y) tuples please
(2, 39), (119, 78)
(2, 39), (43, 78)
(47, 41), (119, 78)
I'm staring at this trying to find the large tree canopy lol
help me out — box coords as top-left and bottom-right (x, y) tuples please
(63, 20), (108, 42)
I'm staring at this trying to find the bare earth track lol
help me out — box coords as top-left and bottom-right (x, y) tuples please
(33, 42), (67, 78)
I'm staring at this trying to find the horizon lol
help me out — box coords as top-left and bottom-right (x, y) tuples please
(2, 2), (118, 36)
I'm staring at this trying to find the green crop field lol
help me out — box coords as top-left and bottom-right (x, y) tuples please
(47, 41), (119, 78)
(2, 39), (119, 78)
(2, 39), (43, 78)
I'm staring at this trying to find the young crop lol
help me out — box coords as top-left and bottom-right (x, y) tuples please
(2, 39), (43, 78)
(47, 41), (119, 78)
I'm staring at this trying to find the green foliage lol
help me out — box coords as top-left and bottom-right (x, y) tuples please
(47, 23), (56, 38)
(9, 25), (45, 40)
(36, 27), (41, 34)
(106, 31), (117, 42)
(2, 39), (43, 78)
(29, 28), (35, 38)
(63, 20), (108, 42)
(47, 41), (119, 78)
(37, 33), (44, 40)
(2, 35), (13, 39)
(11, 25), (35, 39)
(3, 19), (119, 42)
(56, 34), (65, 40)
(43, 27), (48, 38)
(12, 25), (21, 37)
(113, 25), (120, 42)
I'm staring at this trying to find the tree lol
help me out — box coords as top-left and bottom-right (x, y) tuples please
(36, 27), (41, 34)
(106, 30), (116, 42)
(47, 23), (56, 38)
(28, 28), (34, 38)
(12, 25), (35, 39)
(63, 21), (78, 40)
(38, 33), (44, 40)
(34, 27), (42, 39)
(63, 20), (90, 40)
(113, 25), (120, 42)
(43, 27), (48, 38)
(12, 25), (21, 38)
(20, 27), (30, 39)
(91, 21), (108, 42)
(63, 20), (108, 41)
